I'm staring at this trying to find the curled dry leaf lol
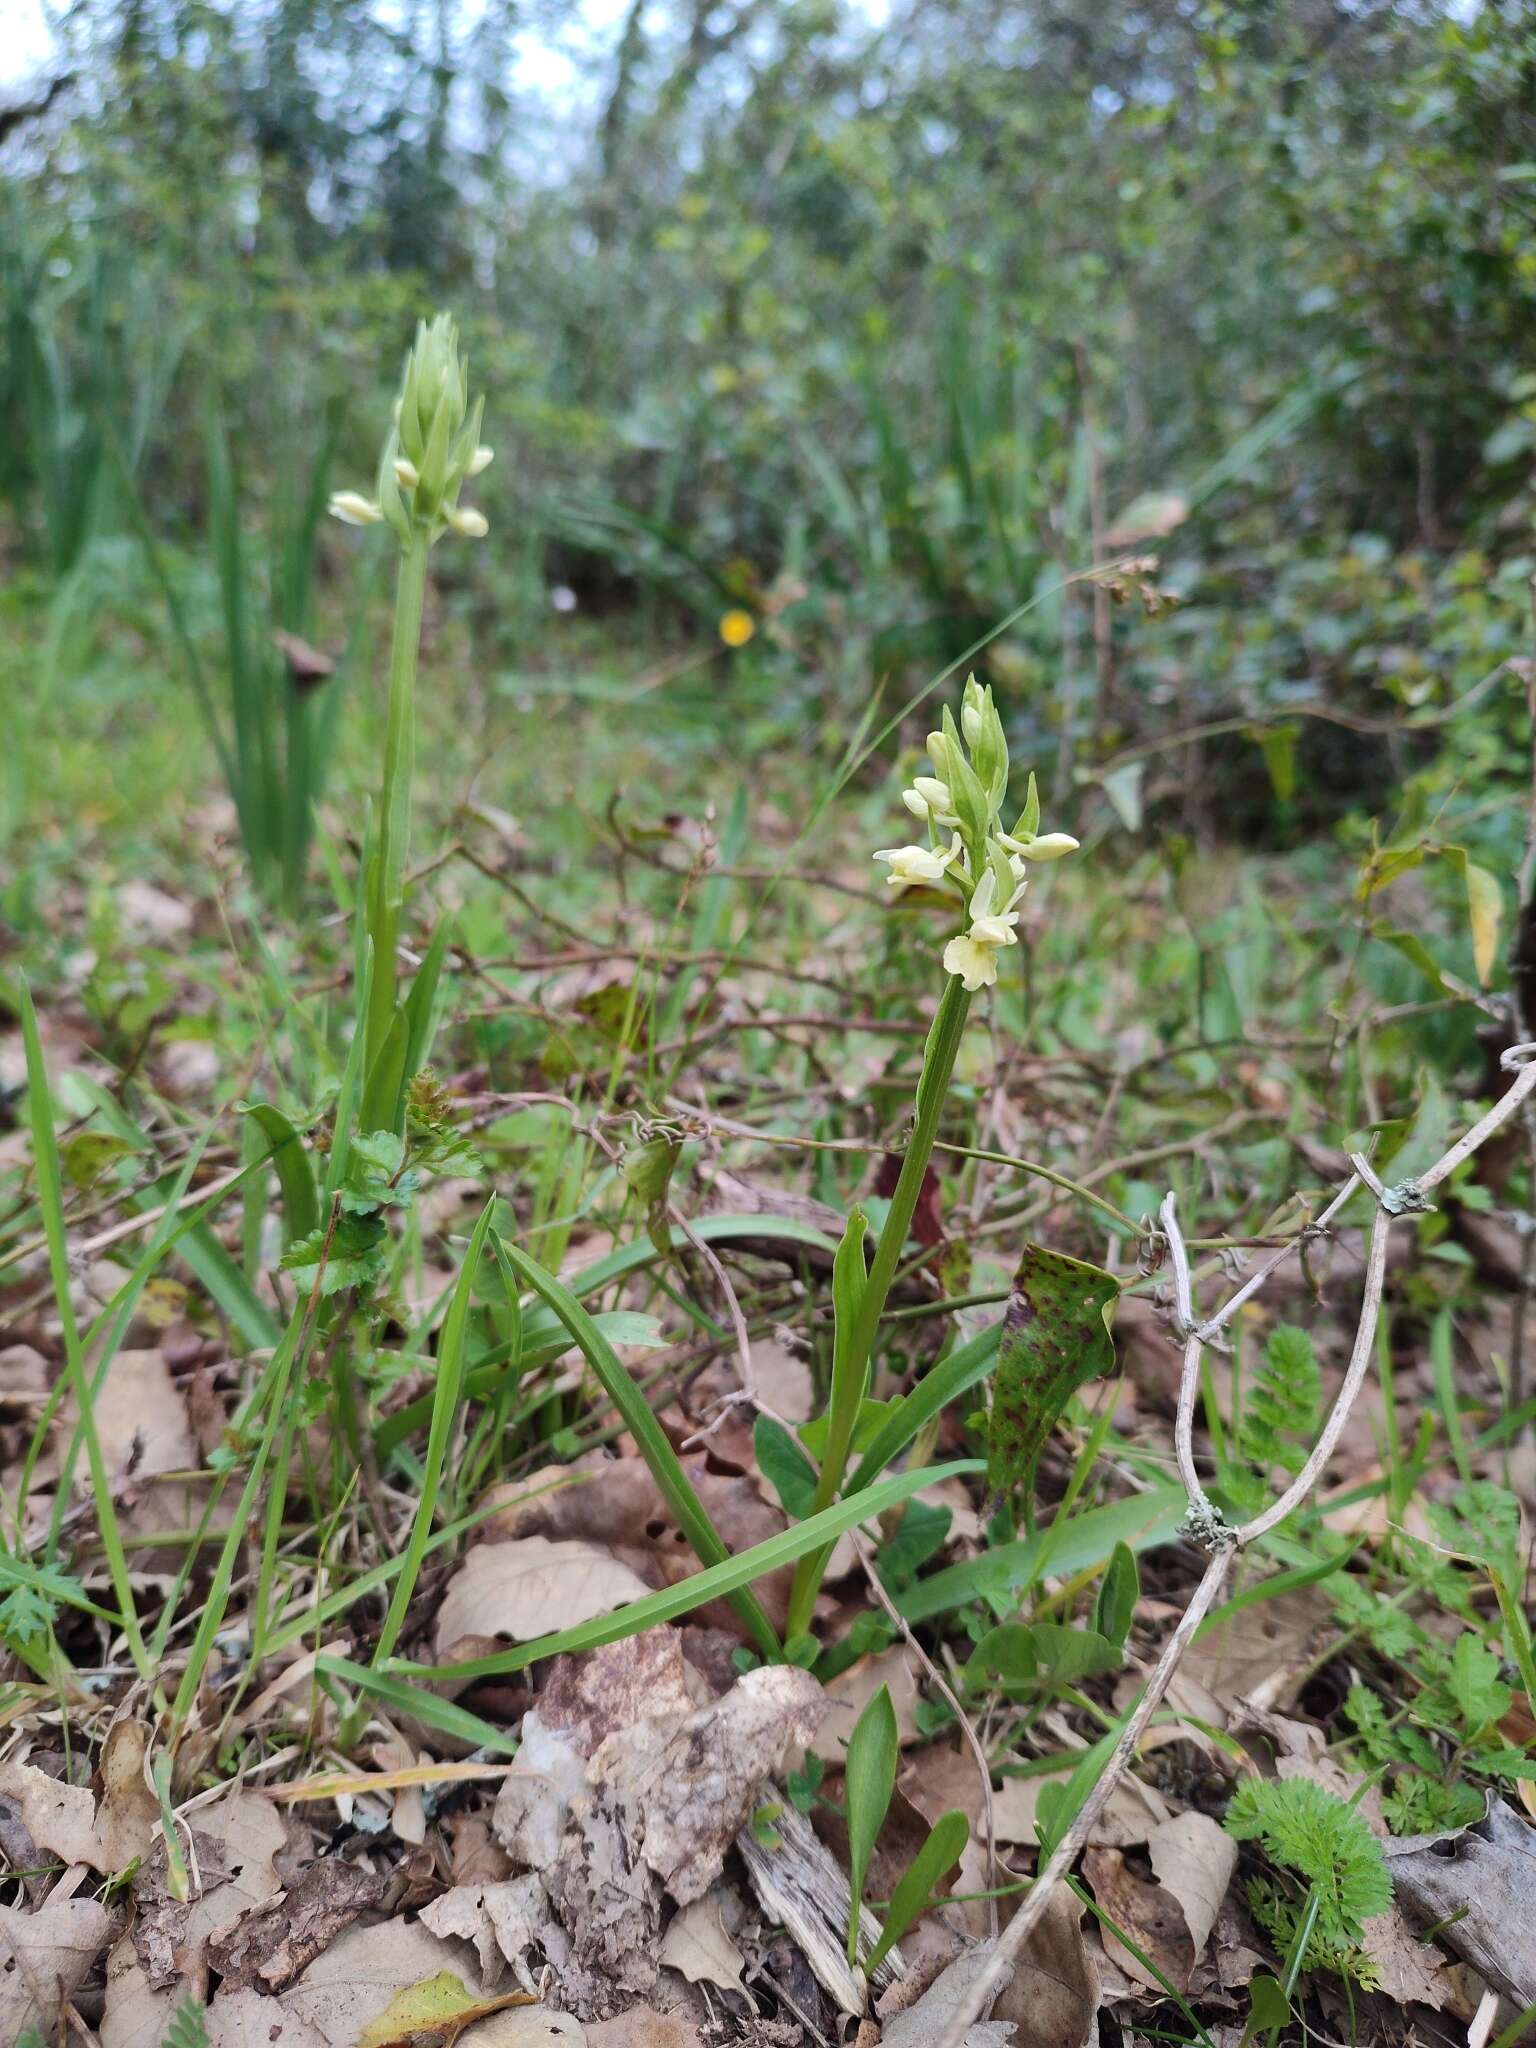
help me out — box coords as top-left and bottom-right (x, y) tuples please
(657, 1892), (744, 1995)
(436, 1538), (652, 1658)
(0, 1896), (115, 2040)
(492, 1713), (591, 1871)
(208, 1857), (388, 1994)
(95, 1720), (162, 1870)
(420, 1874), (551, 1990)
(589, 1664), (827, 1903)
(1385, 1797), (1536, 2005)
(0, 1758), (103, 1871)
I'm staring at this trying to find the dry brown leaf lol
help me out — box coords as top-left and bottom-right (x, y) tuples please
(990, 1882), (1100, 2048)
(0, 1896), (114, 2039)
(209, 1858), (388, 1994)
(750, 1338), (814, 1422)
(880, 1950), (1014, 2047)
(458, 2012), (585, 2046)
(492, 1714), (591, 1872)
(811, 1645), (922, 1763)
(1359, 1905), (1453, 2010)
(101, 1935), (179, 2048)
(537, 1629), (704, 1756)
(420, 1875), (550, 1989)
(1084, 1812), (1234, 1996)
(589, 1665), (827, 1903)
(657, 1893), (744, 1994)
(1179, 1586), (1335, 1714)
(899, 1742), (988, 1830)
(71, 1348), (197, 1487)
(96, 1720), (162, 1869)
(1147, 1811), (1236, 1959)
(436, 1538), (650, 1657)
(0, 1758), (102, 1870)
(990, 1767), (1172, 1849)
(280, 1918), (485, 2046)
(206, 1987), (329, 2047)
(1083, 1848), (1192, 1994)
(1385, 1798), (1536, 2004)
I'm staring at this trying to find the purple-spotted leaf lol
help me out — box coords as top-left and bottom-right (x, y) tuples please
(986, 1244), (1119, 1496)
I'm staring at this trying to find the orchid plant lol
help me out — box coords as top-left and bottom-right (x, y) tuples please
(781, 677), (1078, 1638)
(328, 314), (492, 1116)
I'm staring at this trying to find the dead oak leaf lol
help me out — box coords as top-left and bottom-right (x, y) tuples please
(657, 1893), (744, 1995)
(436, 1538), (650, 1659)
(419, 1875), (550, 1989)
(811, 1646), (922, 1764)
(537, 1628), (705, 1757)
(1084, 1812), (1235, 1995)
(0, 1895), (115, 2040)
(0, 1760), (102, 1871)
(206, 1987), (329, 2048)
(281, 1918), (486, 2046)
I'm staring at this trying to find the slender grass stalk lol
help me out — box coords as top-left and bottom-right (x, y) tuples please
(364, 527), (429, 1075)
(784, 975), (971, 1636)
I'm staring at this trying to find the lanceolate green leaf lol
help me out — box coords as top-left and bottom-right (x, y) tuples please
(896, 1486), (1185, 1624)
(239, 1102), (319, 1246)
(494, 1234), (782, 1663)
(866, 1809), (969, 1973)
(844, 1682), (898, 1965)
(986, 1243), (1120, 1497)
(393, 1457), (983, 1680)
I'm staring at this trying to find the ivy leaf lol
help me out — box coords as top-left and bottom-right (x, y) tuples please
(986, 1244), (1119, 1497)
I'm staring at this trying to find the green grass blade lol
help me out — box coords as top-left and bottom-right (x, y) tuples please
(866, 1809), (969, 1974)
(374, 1199), (496, 1664)
(391, 1458), (983, 1681)
(239, 1103), (319, 1246)
(316, 1656), (517, 1755)
(894, 1486), (1186, 1625)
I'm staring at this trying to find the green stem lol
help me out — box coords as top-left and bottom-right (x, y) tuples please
(365, 527), (430, 1074)
(784, 972), (973, 1636)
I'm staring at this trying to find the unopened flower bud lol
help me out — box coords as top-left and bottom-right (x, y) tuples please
(329, 491), (383, 526)
(394, 457), (420, 490)
(446, 505), (489, 539)
(466, 445), (494, 477)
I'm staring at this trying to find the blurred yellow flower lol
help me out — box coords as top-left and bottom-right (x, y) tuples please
(719, 609), (756, 648)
